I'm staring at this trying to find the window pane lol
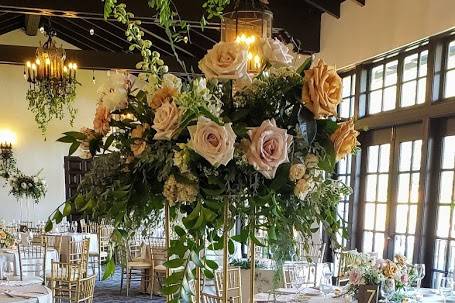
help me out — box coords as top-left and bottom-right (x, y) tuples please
(364, 203), (376, 230)
(399, 141), (413, 171)
(408, 205), (418, 234)
(368, 145), (379, 173)
(419, 50), (428, 77)
(434, 239), (447, 271)
(397, 174), (410, 203)
(412, 140), (422, 170)
(396, 205), (408, 233)
(383, 86), (396, 111)
(375, 203), (387, 231)
(379, 144), (390, 172)
(407, 236), (415, 261)
(439, 171), (454, 203)
(445, 70), (455, 98)
(369, 90), (382, 114)
(395, 235), (406, 255)
(401, 81), (417, 107)
(403, 53), (418, 81)
(417, 78), (426, 104)
(340, 98), (351, 118)
(363, 231), (373, 252)
(442, 136), (455, 169)
(377, 175), (389, 202)
(437, 206), (451, 238)
(371, 65), (384, 90)
(343, 76), (352, 97)
(385, 60), (398, 86)
(366, 176), (378, 201)
(410, 173), (420, 203)
(374, 233), (385, 256)
(448, 41), (455, 70)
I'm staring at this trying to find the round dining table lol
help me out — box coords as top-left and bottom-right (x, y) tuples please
(0, 281), (52, 303)
(0, 248), (59, 276)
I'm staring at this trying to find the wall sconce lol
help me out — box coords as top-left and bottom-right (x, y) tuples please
(0, 129), (16, 162)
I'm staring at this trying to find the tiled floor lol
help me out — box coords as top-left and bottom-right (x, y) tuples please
(94, 268), (165, 303)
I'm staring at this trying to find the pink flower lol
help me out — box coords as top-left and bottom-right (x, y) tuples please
(401, 273), (409, 284)
(93, 104), (111, 135)
(348, 269), (364, 286)
(246, 119), (293, 179)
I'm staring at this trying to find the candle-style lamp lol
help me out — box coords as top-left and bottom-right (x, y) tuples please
(221, 0), (273, 74)
(0, 129), (16, 163)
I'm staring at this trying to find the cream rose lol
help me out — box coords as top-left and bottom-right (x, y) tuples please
(294, 178), (314, 201)
(152, 101), (181, 140)
(330, 119), (359, 160)
(188, 116), (236, 167)
(130, 124), (149, 157)
(97, 70), (129, 111)
(304, 154), (319, 169)
(246, 119), (293, 179)
(93, 104), (111, 136)
(289, 163), (306, 182)
(261, 38), (294, 66)
(198, 42), (248, 80)
(302, 59), (342, 119)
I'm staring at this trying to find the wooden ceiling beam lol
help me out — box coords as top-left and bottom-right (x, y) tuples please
(302, 0), (341, 18)
(0, 44), (191, 72)
(24, 13), (40, 35)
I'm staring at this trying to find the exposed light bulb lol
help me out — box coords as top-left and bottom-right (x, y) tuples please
(183, 36), (188, 44)
(89, 28), (95, 36)
(39, 26), (45, 34)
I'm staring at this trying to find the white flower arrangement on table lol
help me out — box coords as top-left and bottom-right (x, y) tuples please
(0, 229), (15, 249)
(8, 171), (47, 204)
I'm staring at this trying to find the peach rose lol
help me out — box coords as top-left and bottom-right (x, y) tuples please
(246, 119), (293, 179)
(294, 178), (314, 201)
(382, 261), (398, 279)
(152, 101), (181, 140)
(289, 163), (306, 182)
(199, 42), (248, 80)
(188, 116), (236, 167)
(93, 104), (111, 135)
(130, 124), (149, 157)
(330, 119), (359, 160)
(149, 86), (177, 110)
(261, 38), (294, 66)
(302, 59), (342, 119)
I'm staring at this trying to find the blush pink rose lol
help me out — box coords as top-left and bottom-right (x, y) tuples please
(246, 119), (293, 179)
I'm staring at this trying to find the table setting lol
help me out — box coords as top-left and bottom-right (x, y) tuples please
(0, 280), (51, 303)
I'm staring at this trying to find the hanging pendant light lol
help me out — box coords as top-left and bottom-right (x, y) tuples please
(221, 0), (273, 74)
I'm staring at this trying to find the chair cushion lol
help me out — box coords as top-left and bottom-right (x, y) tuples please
(128, 260), (153, 268)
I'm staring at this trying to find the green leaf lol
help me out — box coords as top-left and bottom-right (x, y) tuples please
(190, 251), (203, 267)
(63, 131), (86, 140)
(68, 141), (80, 156)
(205, 259), (218, 270)
(56, 136), (75, 143)
(317, 119), (339, 135)
(204, 268), (214, 279)
(103, 258), (116, 280)
(164, 258), (185, 269)
(53, 210), (63, 224)
(174, 226), (186, 237)
(63, 202), (72, 216)
(81, 199), (95, 212)
(75, 195), (85, 210)
(270, 163), (291, 192)
(44, 219), (53, 232)
(202, 207), (217, 223)
(297, 57), (313, 75)
(161, 284), (180, 295)
(166, 271), (184, 284)
(228, 239), (235, 254)
(191, 215), (205, 230)
(103, 134), (115, 151)
(297, 107), (317, 146)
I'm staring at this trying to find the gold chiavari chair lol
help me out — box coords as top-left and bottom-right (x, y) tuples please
(48, 239), (90, 303)
(74, 275), (96, 303)
(215, 267), (242, 303)
(282, 261), (317, 288)
(17, 240), (48, 283)
(119, 239), (153, 297)
(150, 242), (167, 295)
(202, 292), (223, 303)
(336, 250), (360, 286)
(89, 226), (112, 280)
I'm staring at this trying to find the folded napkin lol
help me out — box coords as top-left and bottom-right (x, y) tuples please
(5, 289), (50, 303)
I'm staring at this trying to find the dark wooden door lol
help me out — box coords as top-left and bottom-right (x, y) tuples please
(64, 156), (92, 200)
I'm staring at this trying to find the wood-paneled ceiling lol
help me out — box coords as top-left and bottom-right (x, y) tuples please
(0, 0), (365, 71)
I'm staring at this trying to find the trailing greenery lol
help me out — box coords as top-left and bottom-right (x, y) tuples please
(26, 79), (78, 136)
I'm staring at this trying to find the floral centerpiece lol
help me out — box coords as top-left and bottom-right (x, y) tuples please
(48, 37), (359, 301)
(0, 229), (15, 249)
(8, 171), (47, 203)
(347, 253), (417, 298)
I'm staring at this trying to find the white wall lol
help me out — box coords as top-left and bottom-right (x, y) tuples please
(0, 29), (106, 223)
(319, 0), (455, 69)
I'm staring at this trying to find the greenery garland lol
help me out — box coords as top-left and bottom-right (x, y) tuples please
(26, 79), (78, 136)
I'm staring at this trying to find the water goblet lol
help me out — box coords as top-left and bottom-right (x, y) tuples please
(320, 276), (333, 297)
(381, 278), (396, 303)
(322, 262), (334, 279)
(439, 277), (452, 301)
(415, 264), (425, 296)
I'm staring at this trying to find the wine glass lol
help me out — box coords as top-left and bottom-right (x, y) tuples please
(415, 264), (426, 294)
(322, 262), (334, 279)
(381, 278), (396, 303)
(439, 277), (452, 301)
(319, 276), (333, 297)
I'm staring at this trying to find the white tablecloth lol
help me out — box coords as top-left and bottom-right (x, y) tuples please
(0, 281), (52, 303)
(46, 233), (98, 262)
(0, 248), (59, 276)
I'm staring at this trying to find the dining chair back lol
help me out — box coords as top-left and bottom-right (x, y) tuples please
(17, 241), (48, 283)
(75, 275), (97, 303)
(282, 261), (317, 288)
(215, 267), (242, 303)
(202, 292), (223, 303)
(337, 250), (360, 285)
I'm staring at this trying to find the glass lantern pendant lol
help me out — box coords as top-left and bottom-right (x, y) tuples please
(221, 0), (273, 74)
